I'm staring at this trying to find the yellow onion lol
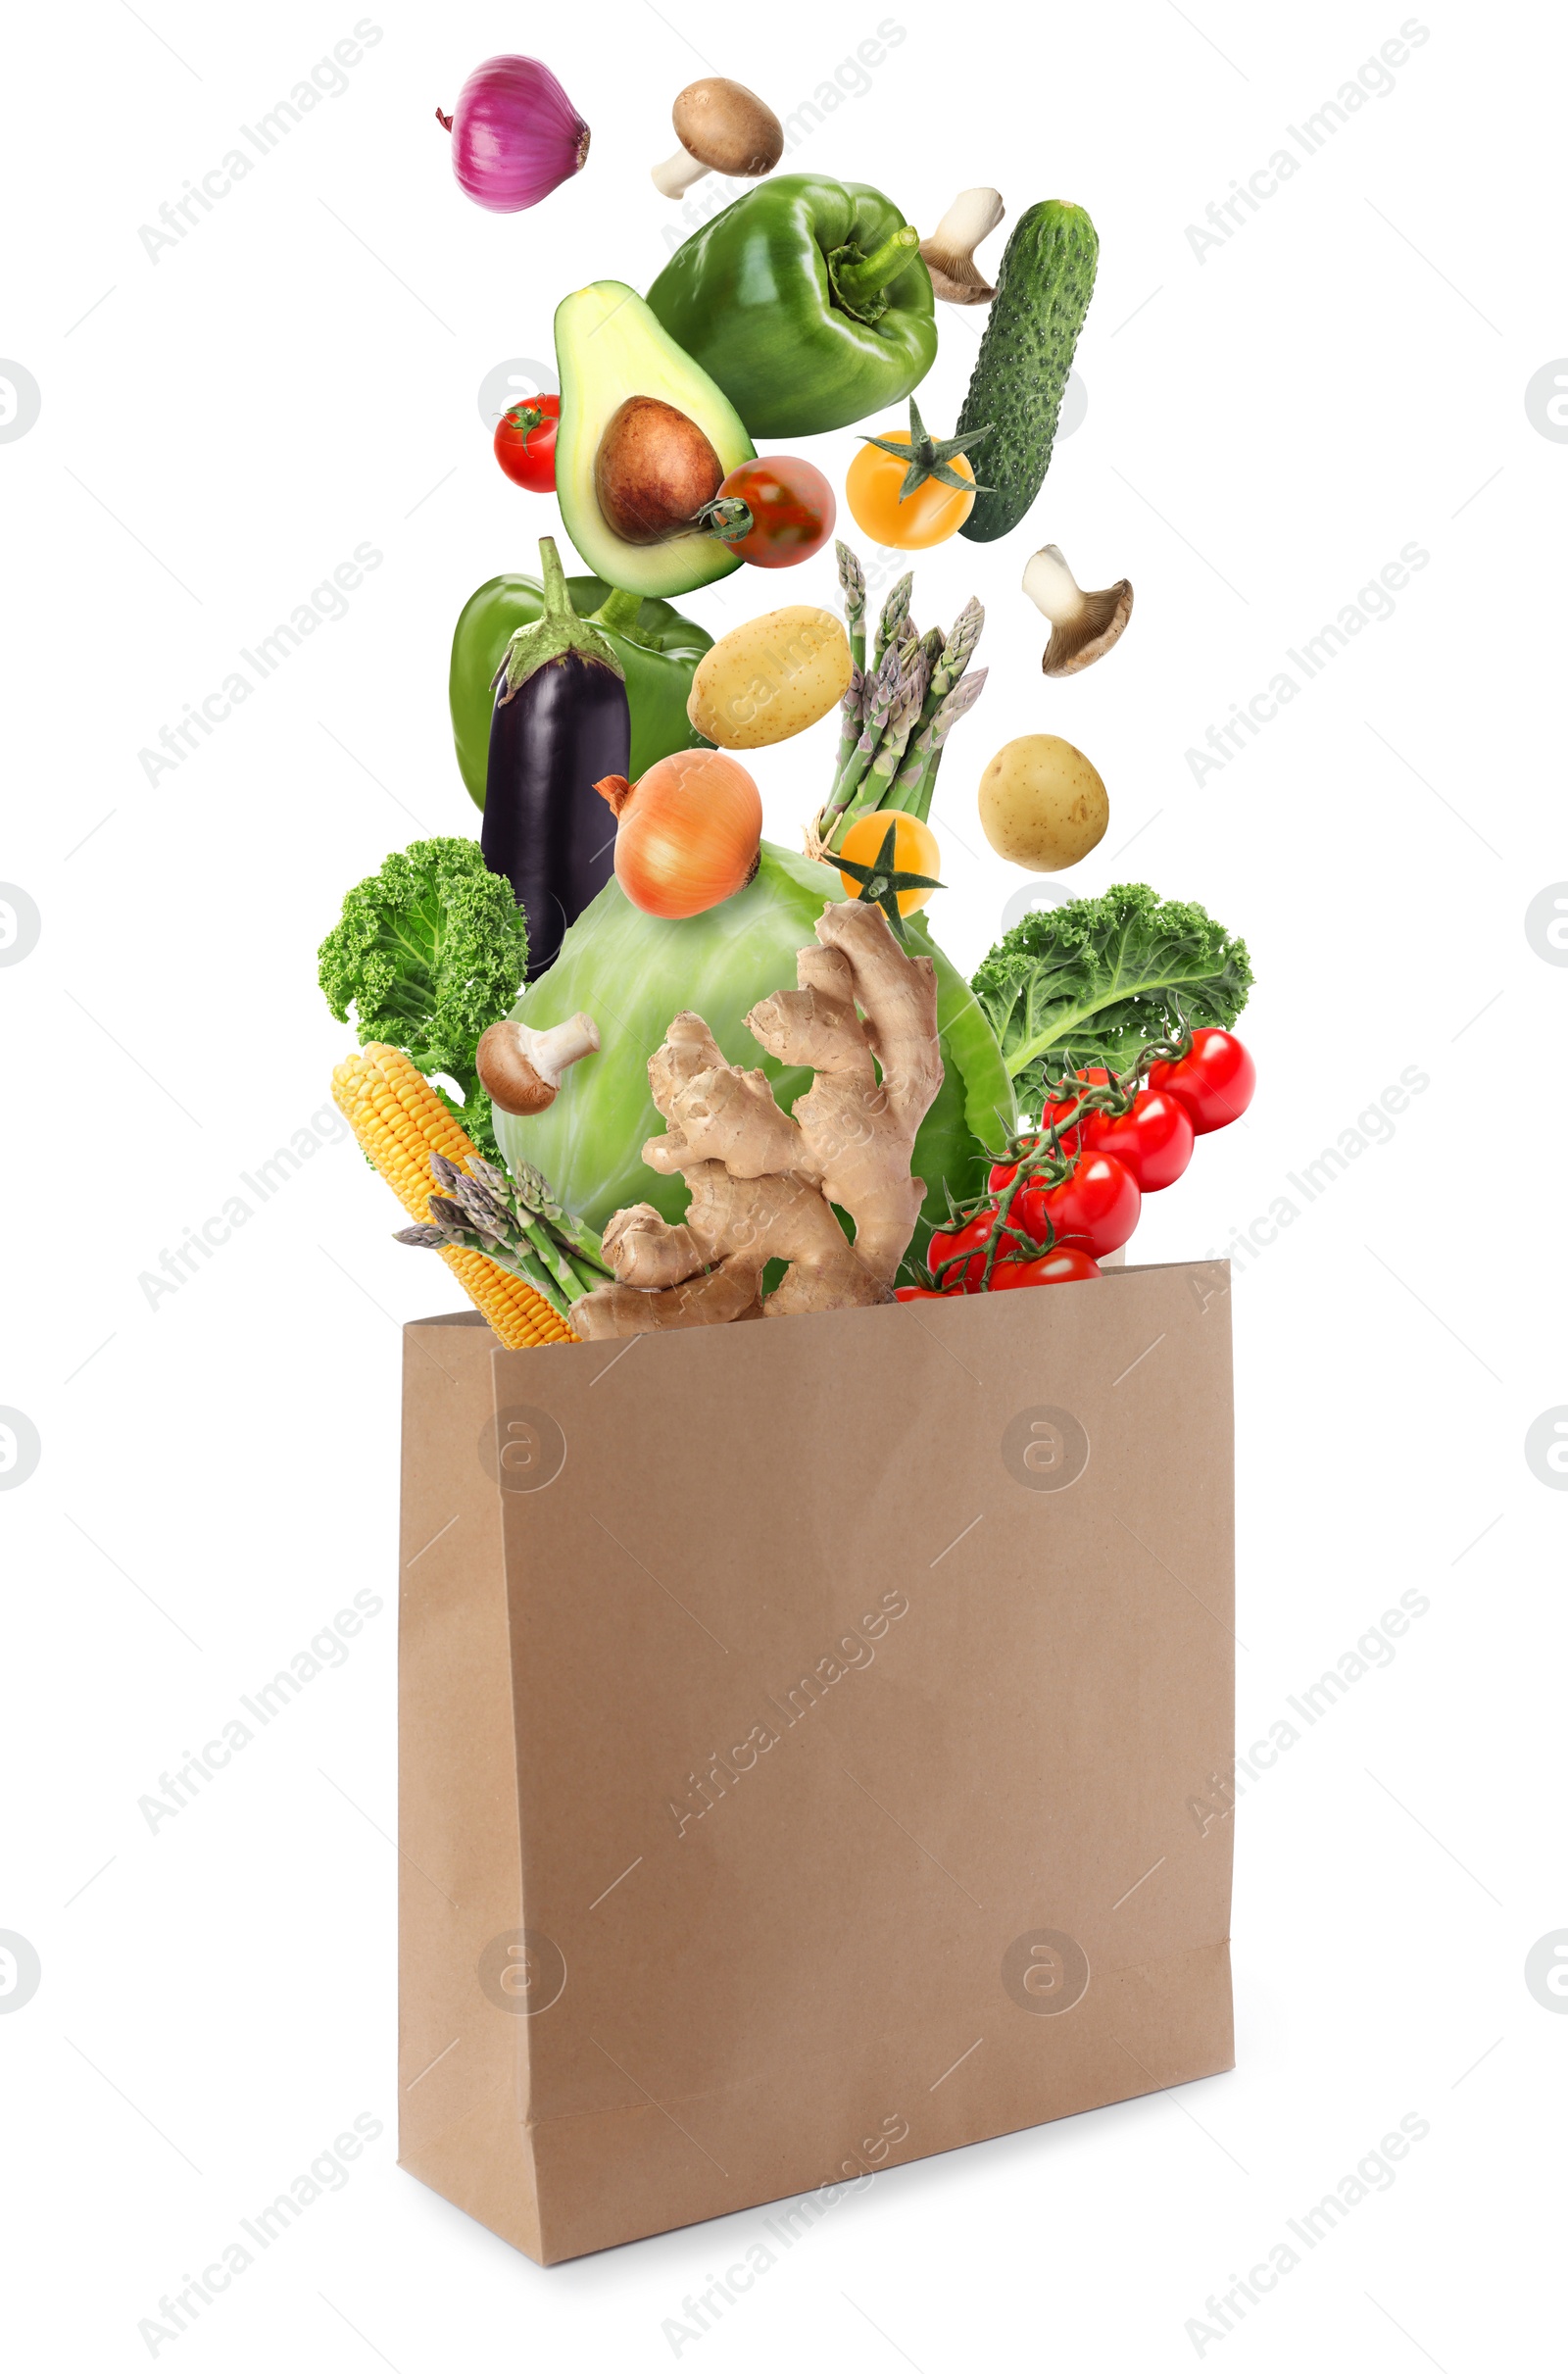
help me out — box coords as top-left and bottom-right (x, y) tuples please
(594, 750), (761, 918)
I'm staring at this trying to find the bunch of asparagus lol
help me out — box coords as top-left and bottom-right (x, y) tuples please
(812, 542), (988, 855)
(396, 1153), (612, 1319)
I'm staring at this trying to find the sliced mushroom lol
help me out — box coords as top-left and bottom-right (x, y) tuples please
(475, 1012), (600, 1117)
(1022, 546), (1135, 677)
(651, 78), (783, 200)
(918, 188), (1005, 304)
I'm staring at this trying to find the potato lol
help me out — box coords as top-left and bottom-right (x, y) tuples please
(687, 606), (852, 750)
(977, 734), (1108, 871)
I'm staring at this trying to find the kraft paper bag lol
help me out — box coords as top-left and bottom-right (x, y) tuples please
(398, 1261), (1235, 2265)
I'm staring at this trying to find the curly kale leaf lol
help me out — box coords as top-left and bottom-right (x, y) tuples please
(318, 837), (528, 1163)
(971, 881), (1252, 1111)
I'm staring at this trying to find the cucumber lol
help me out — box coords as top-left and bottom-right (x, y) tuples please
(956, 201), (1099, 543)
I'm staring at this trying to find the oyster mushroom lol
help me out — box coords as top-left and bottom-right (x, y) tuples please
(1022, 545), (1135, 677)
(651, 78), (784, 201)
(918, 188), (1005, 304)
(475, 1012), (600, 1117)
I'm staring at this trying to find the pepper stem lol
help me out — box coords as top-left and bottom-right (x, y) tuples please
(589, 586), (645, 635)
(828, 223), (920, 320)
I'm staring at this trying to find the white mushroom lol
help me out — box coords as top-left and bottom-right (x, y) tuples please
(651, 78), (784, 200)
(475, 1012), (600, 1117)
(918, 188), (1005, 304)
(1022, 546), (1135, 677)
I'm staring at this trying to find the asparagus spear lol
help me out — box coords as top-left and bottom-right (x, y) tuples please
(886, 668), (990, 816)
(830, 649), (931, 842)
(817, 643), (900, 836)
(872, 572), (912, 669)
(836, 541), (866, 676)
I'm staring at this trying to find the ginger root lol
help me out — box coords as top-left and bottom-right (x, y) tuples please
(569, 902), (942, 1337)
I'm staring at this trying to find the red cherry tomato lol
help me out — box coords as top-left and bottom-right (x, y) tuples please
(989, 1070), (1115, 1190)
(1015, 1151), (1141, 1258)
(1148, 1029), (1255, 1135)
(493, 395), (559, 492)
(927, 1208), (1023, 1291)
(1083, 1087), (1195, 1192)
(710, 457), (835, 568)
(990, 1247), (1102, 1290)
(894, 1285), (948, 1301)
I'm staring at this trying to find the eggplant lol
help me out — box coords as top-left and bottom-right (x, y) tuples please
(481, 536), (630, 977)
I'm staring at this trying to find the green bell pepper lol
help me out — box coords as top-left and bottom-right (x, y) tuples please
(645, 173), (937, 440)
(449, 573), (712, 810)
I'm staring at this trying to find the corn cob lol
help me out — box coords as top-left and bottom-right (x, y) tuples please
(331, 1044), (576, 1349)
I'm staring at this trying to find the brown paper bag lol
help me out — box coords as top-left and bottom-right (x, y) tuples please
(399, 1261), (1235, 2264)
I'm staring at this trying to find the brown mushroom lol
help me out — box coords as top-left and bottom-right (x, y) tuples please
(651, 78), (783, 201)
(1022, 546), (1135, 677)
(475, 1012), (600, 1117)
(918, 188), (1005, 304)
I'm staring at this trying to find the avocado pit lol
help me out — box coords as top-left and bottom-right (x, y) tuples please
(594, 395), (725, 547)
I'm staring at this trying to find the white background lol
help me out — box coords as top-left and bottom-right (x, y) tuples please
(3, 0), (1563, 2364)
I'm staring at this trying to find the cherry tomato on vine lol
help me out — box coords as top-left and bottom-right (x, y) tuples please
(894, 1285), (948, 1301)
(991, 1247), (1102, 1290)
(1083, 1087), (1195, 1192)
(493, 395), (560, 492)
(927, 1209), (1023, 1292)
(1148, 1029), (1255, 1135)
(711, 457), (835, 568)
(990, 1072), (1115, 1189)
(1015, 1151), (1141, 1259)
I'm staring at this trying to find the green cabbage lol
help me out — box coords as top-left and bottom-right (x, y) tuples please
(497, 844), (1015, 1267)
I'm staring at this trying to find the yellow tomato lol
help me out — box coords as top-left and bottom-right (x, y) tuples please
(836, 810), (942, 915)
(845, 435), (975, 549)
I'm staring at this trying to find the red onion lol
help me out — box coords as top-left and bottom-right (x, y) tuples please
(437, 56), (590, 214)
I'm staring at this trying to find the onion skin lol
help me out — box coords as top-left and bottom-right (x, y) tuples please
(596, 752), (762, 920)
(443, 56), (590, 214)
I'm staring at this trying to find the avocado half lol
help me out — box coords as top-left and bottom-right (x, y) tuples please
(554, 280), (756, 600)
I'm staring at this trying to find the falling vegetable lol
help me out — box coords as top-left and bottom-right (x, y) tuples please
(437, 56), (590, 214)
(918, 188), (1005, 304)
(481, 538), (630, 977)
(475, 1012), (600, 1116)
(834, 813), (944, 938)
(956, 200), (1099, 542)
(554, 282), (755, 599)
(811, 547), (987, 856)
(687, 605), (853, 749)
(450, 569), (712, 806)
(568, 902), (944, 1336)
(971, 881), (1253, 1106)
(645, 174), (937, 437)
(651, 77), (783, 199)
(846, 396), (992, 549)
(331, 1043), (577, 1346)
(595, 749), (762, 919)
(1023, 545), (1134, 676)
(698, 457), (836, 567)
(318, 838), (531, 1166)
(493, 395), (560, 493)
(978, 734), (1109, 873)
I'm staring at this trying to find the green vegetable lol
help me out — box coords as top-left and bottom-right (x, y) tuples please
(645, 174), (938, 439)
(450, 570), (712, 810)
(972, 882), (1252, 1113)
(318, 838), (529, 1164)
(956, 201), (1099, 544)
(554, 281), (754, 600)
(496, 843), (1015, 1272)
